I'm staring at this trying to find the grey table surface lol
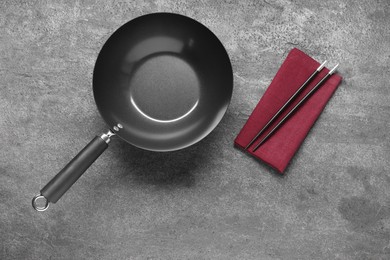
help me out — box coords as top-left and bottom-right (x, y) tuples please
(1, 0), (389, 259)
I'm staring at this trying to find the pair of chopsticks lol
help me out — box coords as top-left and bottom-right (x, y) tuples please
(245, 61), (339, 152)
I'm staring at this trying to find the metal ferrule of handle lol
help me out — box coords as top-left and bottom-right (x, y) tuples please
(100, 130), (115, 144)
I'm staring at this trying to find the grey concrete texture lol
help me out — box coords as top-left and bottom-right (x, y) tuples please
(1, 0), (389, 259)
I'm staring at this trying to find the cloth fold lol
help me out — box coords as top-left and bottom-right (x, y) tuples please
(234, 48), (342, 173)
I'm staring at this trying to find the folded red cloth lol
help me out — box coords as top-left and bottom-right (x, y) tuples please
(234, 48), (342, 173)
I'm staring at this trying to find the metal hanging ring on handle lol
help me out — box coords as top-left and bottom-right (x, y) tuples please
(32, 194), (49, 211)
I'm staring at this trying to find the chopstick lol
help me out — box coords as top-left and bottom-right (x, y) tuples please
(244, 61), (328, 150)
(252, 63), (339, 152)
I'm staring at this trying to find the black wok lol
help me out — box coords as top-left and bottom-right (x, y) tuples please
(32, 13), (233, 211)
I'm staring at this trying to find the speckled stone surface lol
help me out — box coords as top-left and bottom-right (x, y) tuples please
(1, 0), (389, 259)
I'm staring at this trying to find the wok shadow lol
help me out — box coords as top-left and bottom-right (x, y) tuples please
(108, 131), (218, 189)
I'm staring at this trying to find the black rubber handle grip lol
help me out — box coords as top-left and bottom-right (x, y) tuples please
(40, 136), (108, 203)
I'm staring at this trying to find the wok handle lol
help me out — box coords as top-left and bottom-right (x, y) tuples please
(32, 131), (114, 211)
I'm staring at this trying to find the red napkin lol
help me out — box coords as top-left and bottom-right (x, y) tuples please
(234, 48), (342, 173)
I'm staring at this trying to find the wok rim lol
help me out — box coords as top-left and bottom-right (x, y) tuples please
(92, 12), (233, 152)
